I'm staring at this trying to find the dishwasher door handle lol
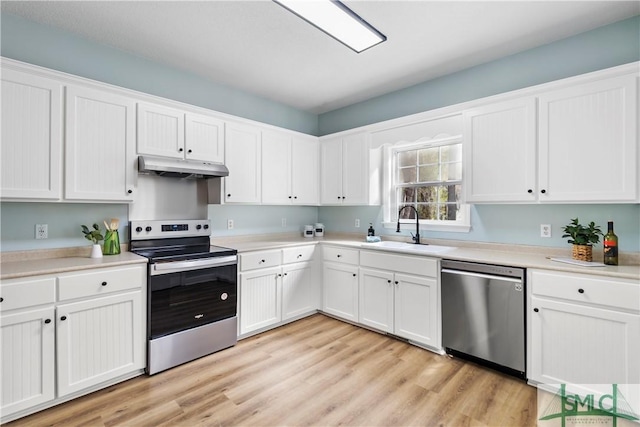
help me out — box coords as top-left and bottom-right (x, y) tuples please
(441, 269), (523, 283)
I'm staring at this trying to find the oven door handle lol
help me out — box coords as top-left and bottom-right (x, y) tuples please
(151, 255), (238, 275)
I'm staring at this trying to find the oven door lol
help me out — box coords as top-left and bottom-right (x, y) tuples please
(149, 262), (237, 339)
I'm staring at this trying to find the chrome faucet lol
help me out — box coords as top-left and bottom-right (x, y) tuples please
(396, 205), (421, 244)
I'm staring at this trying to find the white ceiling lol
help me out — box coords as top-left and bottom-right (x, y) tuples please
(2, 1), (638, 114)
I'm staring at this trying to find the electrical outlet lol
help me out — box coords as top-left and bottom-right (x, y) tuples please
(540, 224), (551, 238)
(281, 218), (287, 227)
(355, 219), (360, 228)
(35, 224), (48, 239)
(227, 219), (234, 230)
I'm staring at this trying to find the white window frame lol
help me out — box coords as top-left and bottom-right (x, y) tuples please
(382, 134), (470, 233)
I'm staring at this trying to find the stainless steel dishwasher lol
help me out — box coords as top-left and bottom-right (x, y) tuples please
(441, 259), (526, 379)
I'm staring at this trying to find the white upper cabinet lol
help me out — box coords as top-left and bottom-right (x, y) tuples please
(262, 130), (318, 205)
(137, 103), (185, 159)
(65, 85), (136, 201)
(320, 132), (378, 205)
(185, 113), (224, 163)
(1, 69), (63, 200)
(463, 97), (537, 203)
(224, 122), (261, 203)
(538, 74), (637, 202)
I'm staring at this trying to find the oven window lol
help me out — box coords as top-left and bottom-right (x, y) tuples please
(149, 264), (237, 339)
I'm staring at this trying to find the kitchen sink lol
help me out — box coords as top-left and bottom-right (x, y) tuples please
(362, 241), (455, 255)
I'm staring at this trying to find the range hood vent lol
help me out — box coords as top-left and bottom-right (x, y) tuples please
(138, 156), (229, 179)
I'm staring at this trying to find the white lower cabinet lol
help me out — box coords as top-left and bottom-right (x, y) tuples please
(0, 264), (146, 423)
(528, 269), (640, 400)
(239, 246), (318, 335)
(322, 246), (360, 322)
(359, 250), (440, 348)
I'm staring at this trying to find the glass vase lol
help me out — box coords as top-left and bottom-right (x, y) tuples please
(103, 230), (121, 255)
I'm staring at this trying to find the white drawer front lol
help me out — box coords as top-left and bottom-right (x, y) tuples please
(58, 265), (145, 302)
(282, 245), (315, 264)
(323, 246), (359, 265)
(0, 277), (56, 311)
(531, 269), (640, 312)
(360, 250), (438, 277)
(239, 250), (282, 272)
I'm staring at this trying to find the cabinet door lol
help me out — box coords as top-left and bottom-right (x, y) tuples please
(530, 296), (640, 398)
(261, 131), (292, 204)
(359, 268), (394, 333)
(394, 273), (439, 347)
(224, 123), (261, 203)
(137, 103), (185, 159)
(239, 267), (282, 334)
(1, 69), (62, 200)
(185, 113), (224, 163)
(282, 262), (317, 320)
(322, 262), (359, 322)
(291, 136), (319, 205)
(538, 75), (637, 202)
(320, 137), (343, 204)
(65, 86), (136, 201)
(463, 98), (537, 202)
(57, 291), (144, 397)
(342, 133), (369, 205)
(1, 308), (55, 418)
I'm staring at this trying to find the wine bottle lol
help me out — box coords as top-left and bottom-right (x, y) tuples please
(603, 221), (618, 266)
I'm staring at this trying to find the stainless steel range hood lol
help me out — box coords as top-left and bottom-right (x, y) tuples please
(138, 156), (229, 179)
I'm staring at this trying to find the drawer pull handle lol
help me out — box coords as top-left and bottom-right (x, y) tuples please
(44, 319), (52, 324)
(578, 288), (584, 294)
(61, 316), (67, 321)
(102, 281), (108, 286)
(534, 308), (539, 313)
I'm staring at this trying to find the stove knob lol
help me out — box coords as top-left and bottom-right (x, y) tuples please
(135, 227), (142, 233)
(203, 224), (209, 230)
(196, 224), (202, 230)
(145, 226), (152, 232)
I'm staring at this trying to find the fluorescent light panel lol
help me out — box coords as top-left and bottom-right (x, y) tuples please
(274, 0), (386, 53)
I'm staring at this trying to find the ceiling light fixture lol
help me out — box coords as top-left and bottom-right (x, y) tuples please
(273, 0), (386, 53)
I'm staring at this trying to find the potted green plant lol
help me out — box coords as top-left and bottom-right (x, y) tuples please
(561, 218), (603, 262)
(81, 223), (104, 258)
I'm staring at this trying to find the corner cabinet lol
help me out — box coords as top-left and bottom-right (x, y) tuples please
(65, 85), (136, 201)
(528, 269), (640, 400)
(1, 68), (63, 200)
(320, 132), (380, 205)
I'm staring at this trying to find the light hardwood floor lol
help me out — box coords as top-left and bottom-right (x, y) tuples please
(5, 314), (537, 427)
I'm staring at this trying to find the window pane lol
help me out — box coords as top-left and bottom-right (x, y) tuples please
(440, 162), (461, 181)
(418, 147), (439, 165)
(398, 167), (416, 183)
(441, 144), (462, 162)
(398, 187), (416, 205)
(418, 165), (439, 182)
(417, 204), (436, 220)
(398, 150), (417, 167)
(417, 186), (437, 203)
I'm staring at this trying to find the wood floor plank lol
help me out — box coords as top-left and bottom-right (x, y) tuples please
(5, 314), (537, 427)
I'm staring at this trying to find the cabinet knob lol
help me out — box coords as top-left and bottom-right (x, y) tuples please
(352, 273), (357, 277)
(128, 189), (133, 194)
(578, 288), (584, 294)
(533, 308), (539, 313)
(278, 273), (282, 277)
(337, 254), (342, 258)
(0, 297), (3, 303)
(44, 319), (52, 324)
(527, 189), (533, 194)
(61, 315), (67, 321)
(289, 196), (292, 199)
(394, 281), (399, 285)
(284, 273), (288, 276)
(102, 281), (107, 286)
(179, 148), (184, 152)
(387, 280), (392, 284)
(260, 259), (265, 263)
(297, 254), (302, 258)
(337, 196), (341, 200)
(294, 196), (297, 199)
(188, 149), (192, 153)
(541, 189), (546, 194)
(342, 196), (346, 199)
(227, 194), (231, 198)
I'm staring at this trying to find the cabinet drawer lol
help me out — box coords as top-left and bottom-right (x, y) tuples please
(531, 269), (640, 312)
(239, 250), (282, 271)
(0, 276), (56, 311)
(58, 265), (145, 302)
(323, 246), (359, 265)
(282, 245), (316, 264)
(360, 250), (438, 277)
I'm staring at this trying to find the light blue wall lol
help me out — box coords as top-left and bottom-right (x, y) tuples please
(208, 205), (318, 238)
(318, 15), (640, 135)
(0, 13), (319, 135)
(318, 205), (640, 252)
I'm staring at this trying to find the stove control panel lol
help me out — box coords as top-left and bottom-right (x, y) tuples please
(130, 219), (212, 240)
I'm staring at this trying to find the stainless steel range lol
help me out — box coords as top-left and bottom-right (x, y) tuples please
(130, 219), (238, 375)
